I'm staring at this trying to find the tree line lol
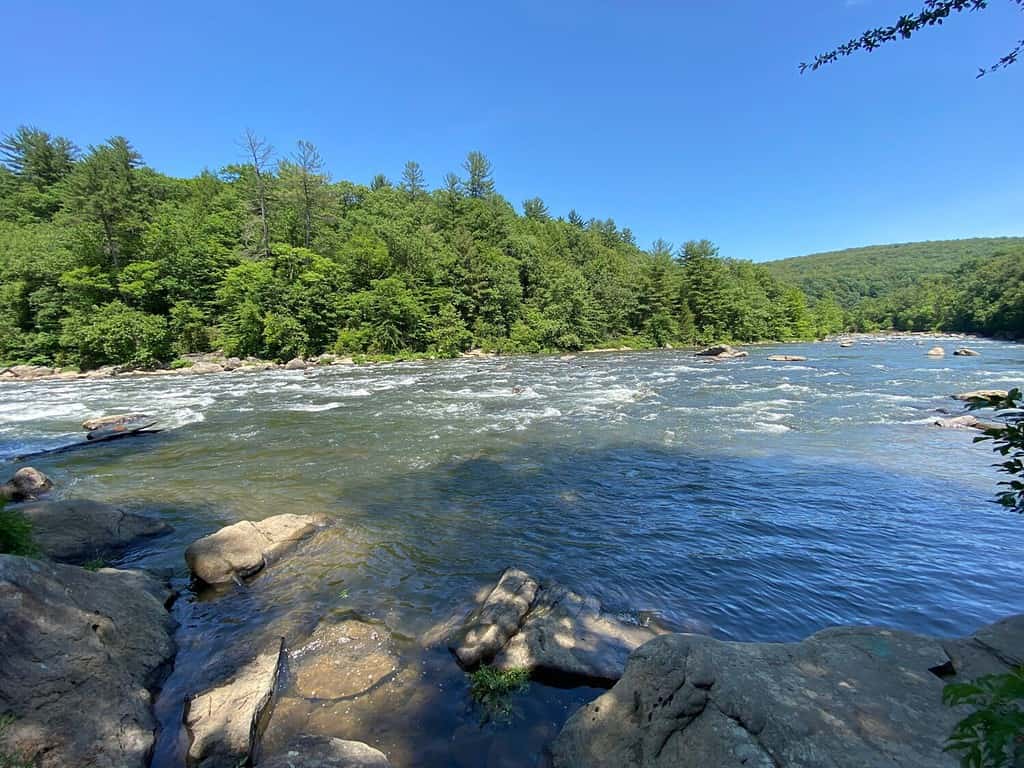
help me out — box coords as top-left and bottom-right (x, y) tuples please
(0, 127), (837, 370)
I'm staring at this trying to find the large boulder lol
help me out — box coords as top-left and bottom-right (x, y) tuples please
(0, 364), (58, 380)
(449, 567), (539, 668)
(952, 389), (1008, 401)
(695, 344), (747, 359)
(20, 499), (172, 564)
(290, 615), (400, 699)
(185, 513), (326, 585)
(0, 466), (52, 502)
(550, 616), (1024, 768)
(258, 735), (391, 767)
(0, 555), (175, 768)
(185, 638), (285, 768)
(285, 357), (308, 370)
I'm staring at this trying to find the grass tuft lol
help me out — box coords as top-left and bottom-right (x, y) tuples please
(468, 665), (530, 721)
(0, 503), (37, 557)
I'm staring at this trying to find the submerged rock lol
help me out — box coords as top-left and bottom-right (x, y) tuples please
(766, 355), (807, 362)
(953, 347), (980, 356)
(695, 344), (747, 359)
(0, 466), (52, 501)
(449, 567), (539, 668)
(551, 616), (1024, 768)
(185, 513), (326, 585)
(449, 568), (662, 683)
(185, 638), (285, 768)
(290, 615), (400, 699)
(258, 735), (391, 767)
(21, 498), (172, 564)
(0, 555), (175, 768)
(952, 389), (1008, 401)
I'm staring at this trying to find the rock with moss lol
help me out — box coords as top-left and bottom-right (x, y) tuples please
(0, 555), (175, 768)
(550, 615), (1024, 768)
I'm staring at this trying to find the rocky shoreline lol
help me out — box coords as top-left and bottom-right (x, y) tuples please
(1, 466), (1021, 767)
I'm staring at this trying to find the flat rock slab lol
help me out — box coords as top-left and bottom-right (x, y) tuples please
(931, 415), (1000, 431)
(0, 555), (175, 768)
(551, 615), (1024, 768)
(952, 389), (1007, 401)
(21, 499), (171, 563)
(450, 567), (539, 668)
(449, 568), (660, 684)
(185, 638), (285, 768)
(258, 735), (391, 767)
(185, 513), (325, 585)
(695, 344), (747, 359)
(767, 355), (807, 362)
(290, 616), (400, 699)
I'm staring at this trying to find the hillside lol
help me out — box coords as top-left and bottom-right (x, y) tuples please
(763, 237), (1024, 309)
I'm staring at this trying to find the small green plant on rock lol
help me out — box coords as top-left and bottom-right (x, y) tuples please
(468, 665), (530, 722)
(0, 502), (37, 557)
(83, 557), (109, 572)
(944, 668), (1024, 768)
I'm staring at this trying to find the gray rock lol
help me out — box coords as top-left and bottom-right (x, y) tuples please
(81, 413), (153, 431)
(20, 499), (172, 564)
(285, 357), (308, 370)
(767, 354), (807, 362)
(952, 389), (1008, 401)
(695, 344), (748, 359)
(290, 615), (400, 699)
(0, 555), (175, 768)
(258, 735), (391, 767)
(190, 361), (225, 374)
(926, 346), (946, 357)
(449, 567), (539, 668)
(0, 466), (52, 501)
(494, 583), (662, 683)
(0, 364), (58, 380)
(931, 415), (1000, 431)
(551, 616), (1024, 768)
(224, 356), (243, 370)
(953, 347), (980, 356)
(185, 638), (285, 768)
(185, 513), (325, 585)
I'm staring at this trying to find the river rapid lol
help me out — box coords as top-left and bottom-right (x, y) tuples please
(2, 335), (1023, 767)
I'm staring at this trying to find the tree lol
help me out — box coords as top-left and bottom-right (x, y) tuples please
(289, 140), (327, 248)
(400, 161), (426, 198)
(462, 151), (495, 198)
(241, 129), (274, 257)
(370, 173), (391, 191)
(0, 126), (76, 187)
(802, 0), (1024, 77)
(522, 197), (550, 221)
(567, 208), (585, 228)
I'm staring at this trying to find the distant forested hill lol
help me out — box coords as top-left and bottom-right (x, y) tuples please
(764, 238), (1024, 338)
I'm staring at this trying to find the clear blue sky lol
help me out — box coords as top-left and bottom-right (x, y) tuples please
(3, 0), (1021, 261)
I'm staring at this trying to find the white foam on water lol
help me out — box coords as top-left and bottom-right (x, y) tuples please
(286, 402), (342, 412)
(738, 422), (792, 434)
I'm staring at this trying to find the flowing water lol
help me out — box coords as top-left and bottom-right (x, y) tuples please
(2, 335), (1023, 767)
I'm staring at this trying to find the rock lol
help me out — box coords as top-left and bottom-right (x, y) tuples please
(224, 356), (243, 370)
(20, 499), (172, 564)
(0, 364), (58, 380)
(952, 389), (1008, 402)
(285, 357), (308, 370)
(695, 344), (747, 359)
(81, 413), (152, 431)
(190, 361), (225, 374)
(185, 513), (325, 585)
(766, 355), (807, 362)
(0, 555), (175, 768)
(838, 340), (854, 348)
(931, 415), (1000, 431)
(0, 466), (53, 502)
(185, 638), (285, 768)
(954, 347), (980, 356)
(258, 735), (391, 768)
(290, 616), (400, 699)
(926, 346), (946, 357)
(551, 616), (1024, 768)
(494, 583), (662, 684)
(449, 567), (539, 668)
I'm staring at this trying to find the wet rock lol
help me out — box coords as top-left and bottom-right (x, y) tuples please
(926, 346), (946, 357)
(954, 347), (980, 356)
(931, 415), (999, 431)
(224, 356), (243, 370)
(259, 735), (391, 767)
(551, 616), (1024, 768)
(185, 513), (326, 585)
(21, 499), (172, 564)
(185, 638), (285, 768)
(766, 355), (807, 362)
(0, 466), (53, 502)
(695, 344), (747, 359)
(494, 583), (662, 684)
(449, 567), (539, 668)
(0, 555), (175, 768)
(952, 389), (1008, 401)
(285, 357), (308, 370)
(81, 413), (157, 440)
(838, 340), (854, 348)
(290, 615), (400, 699)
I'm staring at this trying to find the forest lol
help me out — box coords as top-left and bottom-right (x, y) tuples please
(765, 238), (1024, 338)
(0, 127), (835, 370)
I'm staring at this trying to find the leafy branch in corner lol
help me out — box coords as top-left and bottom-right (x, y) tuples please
(943, 668), (1024, 767)
(968, 388), (1024, 512)
(801, 0), (1024, 77)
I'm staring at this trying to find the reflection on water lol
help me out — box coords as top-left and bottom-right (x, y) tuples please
(3, 336), (1023, 766)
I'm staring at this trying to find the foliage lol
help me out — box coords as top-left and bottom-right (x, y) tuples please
(944, 667), (1024, 767)
(968, 388), (1024, 512)
(82, 557), (109, 572)
(802, 0), (1024, 77)
(468, 665), (530, 721)
(0, 501), (36, 557)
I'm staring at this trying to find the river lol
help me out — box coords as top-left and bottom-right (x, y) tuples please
(2, 335), (1022, 767)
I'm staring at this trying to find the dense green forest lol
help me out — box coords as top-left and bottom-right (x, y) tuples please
(0, 127), (835, 370)
(764, 238), (1024, 338)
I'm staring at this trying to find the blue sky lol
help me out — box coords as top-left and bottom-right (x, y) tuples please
(3, 0), (1022, 261)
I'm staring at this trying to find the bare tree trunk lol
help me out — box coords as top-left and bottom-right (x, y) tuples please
(243, 129), (274, 258)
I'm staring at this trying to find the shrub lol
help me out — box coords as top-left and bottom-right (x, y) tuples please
(468, 665), (529, 721)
